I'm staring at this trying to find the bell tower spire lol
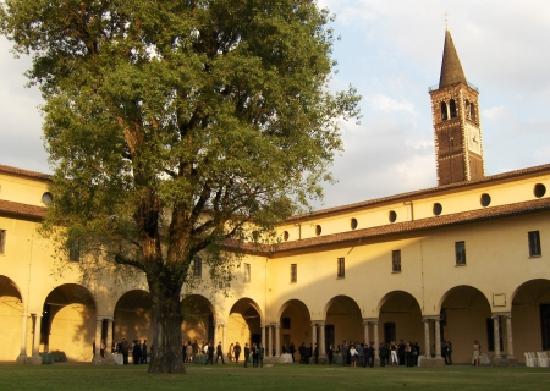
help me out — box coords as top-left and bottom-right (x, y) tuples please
(429, 30), (485, 186)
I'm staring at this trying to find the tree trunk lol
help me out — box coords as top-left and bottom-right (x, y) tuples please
(147, 271), (185, 374)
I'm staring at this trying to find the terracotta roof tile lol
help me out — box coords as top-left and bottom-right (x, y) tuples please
(0, 164), (51, 182)
(0, 199), (46, 220)
(285, 163), (550, 223)
(227, 197), (550, 257)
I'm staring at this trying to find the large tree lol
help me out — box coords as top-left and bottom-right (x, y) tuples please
(1, 0), (359, 373)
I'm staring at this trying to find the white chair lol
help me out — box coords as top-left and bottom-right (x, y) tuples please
(524, 352), (537, 367)
(537, 352), (550, 368)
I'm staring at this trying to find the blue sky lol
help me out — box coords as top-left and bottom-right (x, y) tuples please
(1, 0), (550, 209)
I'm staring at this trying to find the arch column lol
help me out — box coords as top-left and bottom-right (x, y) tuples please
(16, 312), (28, 363)
(505, 313), (514, 358)
(423, 317), (431, 358)
(318, 321), (326, 356)
(363, 319), (370, 345)
(268, 325), (273, 356)
(275, 323), (281, 356)
(366, 318), (379, 359)
(311, 322), (317, 348)
(92, 317), (102, 363)
(261, 323), (265, 349)
(105, 318), (114, 353)
(492, 314), (501, 359)
(32, 313), (42, 358)
(434, 317), (441, 358)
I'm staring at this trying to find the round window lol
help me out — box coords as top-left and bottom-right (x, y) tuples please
(389, 210), (397, 223)
(42, 192), (53, 205)
(351, 218), (358, 230)
(315, 225), (321, 236)
(433, 203), (442, 216)
(534, 183), (546, 198)
(283, 231), (289, 241)
(480, 193), (491, 207)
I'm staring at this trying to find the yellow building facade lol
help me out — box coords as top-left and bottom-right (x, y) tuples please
(1, 31), (549, 366)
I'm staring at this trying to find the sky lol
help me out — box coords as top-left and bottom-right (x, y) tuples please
(1, 0), (550, 209)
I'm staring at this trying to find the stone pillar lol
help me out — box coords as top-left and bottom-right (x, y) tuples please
(505, 314), (514, 358)
(261, 324), (266, 349)
(106, 319), (113, 353)
(275, 324), (281, 356)
(493, 314), (501, 358)
(93, 317), (102, 363)
(16, 312), (28, 363)
(373, 321), (379, 359)
(268, 325), (273, 356)
(434, 318), (441, 358)
(423, 318), (431, 357)
(363, 320), (370, 345)
(312, 322), (317, 348)
(318, 321), (326, 356)
(32, 313), (42, 357)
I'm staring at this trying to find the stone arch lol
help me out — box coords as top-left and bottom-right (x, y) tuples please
(181, 294), (215, 345)
(0, 275), (24, 360)
(378, 290), (423, 347)
(42, 283), (97, 362)
(113, 290), (152, 348)
(511, 279), (550, 358)
(279, 299), (311, 355)
(439, 285), (492, 364)
(325, 295), (363, 350)
(227, 297), (262, 349)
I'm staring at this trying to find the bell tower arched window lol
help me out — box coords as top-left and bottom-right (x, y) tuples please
(470, 103), (476, 122)
(449, 99), (457, 118)
(440, 101), (448, 121)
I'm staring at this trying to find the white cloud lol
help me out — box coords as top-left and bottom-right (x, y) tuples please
(367, 94), (417, 116)
(482, 106), (507, 121)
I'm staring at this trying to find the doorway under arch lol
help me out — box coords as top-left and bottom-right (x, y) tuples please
(439, 286), (491, 364)
(0, 276), (23, 360)
(42, 283), (96, 361)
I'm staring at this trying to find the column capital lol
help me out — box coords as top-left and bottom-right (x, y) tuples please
(311, 320), (325, 326)
(491, 312), (511, 318)
(423, 315), (439, 321)
(364, 318), (379, 324)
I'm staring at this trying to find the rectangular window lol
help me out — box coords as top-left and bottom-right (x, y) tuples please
(290, 264), (297, 283)
(336, 257), (345, 279)
(0, 230), (5, 254)
(391, 249), (402, 273)
(528, 231), (541, 257)
(243, 263), (251, 283)
(455, 241), (466, 265)
(192, 257), (202, 278)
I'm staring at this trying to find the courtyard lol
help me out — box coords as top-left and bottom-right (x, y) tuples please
(1, 364), (549, 391)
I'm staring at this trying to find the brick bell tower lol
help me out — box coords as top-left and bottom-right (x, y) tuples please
(430, 29), (484, 186)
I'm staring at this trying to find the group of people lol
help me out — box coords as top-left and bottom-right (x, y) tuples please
(228, 342), (265, 367)
(181, 340), (265, 368)
(114, 338), (149, 365)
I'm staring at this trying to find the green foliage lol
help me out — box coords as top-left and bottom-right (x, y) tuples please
(0, 0), (360, 275)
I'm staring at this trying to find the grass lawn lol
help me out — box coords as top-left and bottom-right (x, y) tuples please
(1, 363), (549, 391)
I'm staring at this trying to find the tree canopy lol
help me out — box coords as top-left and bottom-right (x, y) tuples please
(1, 0), (359, 373)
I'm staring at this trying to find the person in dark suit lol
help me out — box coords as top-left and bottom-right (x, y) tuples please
(234, 342), (241, 363)
(132, 340), (141, 365)
(289, 342), (296, 363)
(216, 341), (224, 364)
(243, 343), (250, 368)
(313, 343), (319, 364)
(207, 341), (215, 365)
(258, 343), (265, 368)
(252, 343), (258, 368)
(141, 340), (148, 364)
(120, 338), (129, 365)
(327, 344), (333, 365)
